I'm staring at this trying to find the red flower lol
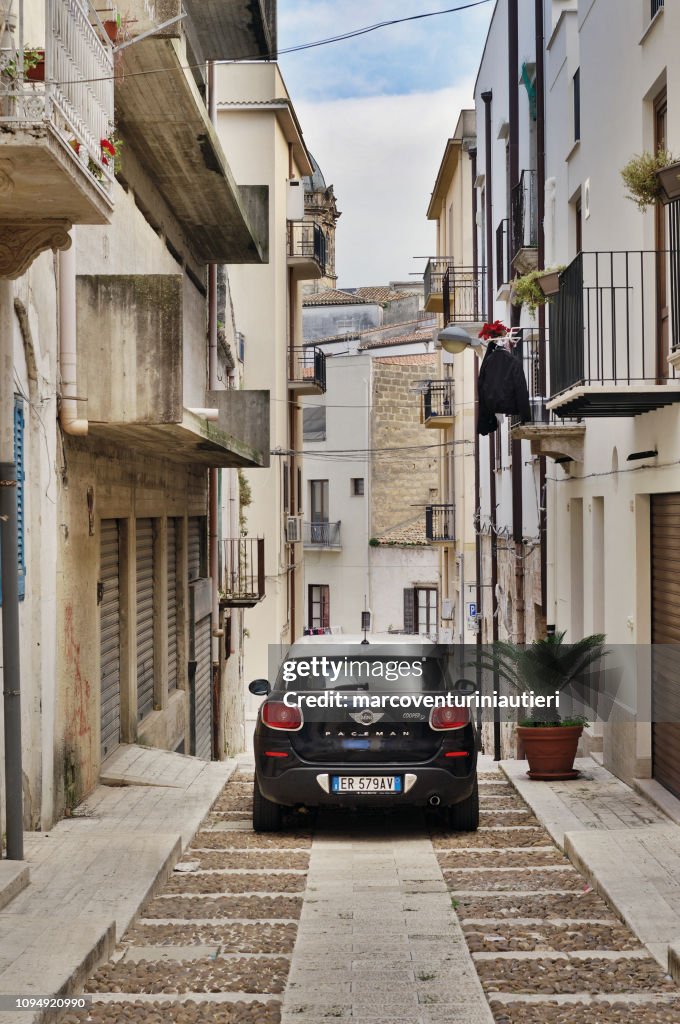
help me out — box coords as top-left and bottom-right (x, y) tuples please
(478, 320), (509, 341)
(100, 138), (116, 156)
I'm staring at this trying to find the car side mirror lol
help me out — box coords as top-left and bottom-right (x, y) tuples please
(453, 678), (477, 695)
(249, 679), (271, 696)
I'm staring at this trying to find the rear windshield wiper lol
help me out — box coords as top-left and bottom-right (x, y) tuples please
(328, 682), (370, 691)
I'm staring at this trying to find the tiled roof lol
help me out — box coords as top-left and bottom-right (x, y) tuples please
(302, 289), (368, 307)
(360, 331), (434, 350)
(352, 287), (413, 304)
(373, 516), (429, 547)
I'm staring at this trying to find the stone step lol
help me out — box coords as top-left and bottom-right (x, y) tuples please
(472, 949), (652, 961)
(0, 861), (29, 912)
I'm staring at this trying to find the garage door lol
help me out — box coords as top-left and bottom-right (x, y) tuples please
(651, 493), (680, 799)
(136, 518), (155, 722)
(100, 520), (121, 759)
(167, 518), (178, 693)
(193, 613), (212, 760)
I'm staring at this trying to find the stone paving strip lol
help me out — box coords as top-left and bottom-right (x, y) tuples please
(68, 771), (309, 1024)
(440, 770), (680, 1023)
(479, 811), (541, 827)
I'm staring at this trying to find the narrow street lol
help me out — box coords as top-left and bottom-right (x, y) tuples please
(59, 764), (680, 1024)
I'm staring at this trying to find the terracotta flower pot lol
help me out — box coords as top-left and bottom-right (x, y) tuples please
(537, 271), (561, 297)
(104, 20), (119, 42)
(26, 54), (45, 82)
(516, 724), (583, 780)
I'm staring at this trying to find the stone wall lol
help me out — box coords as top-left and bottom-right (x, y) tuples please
(370, 356), (439, 538)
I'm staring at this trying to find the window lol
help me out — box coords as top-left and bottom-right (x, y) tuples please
(351, 478), (365, 496)
(308, 584), (330, 630)
(573, 68), (581, 143)
(309, 480), (329, 522)
(403, 587), (438, 637)
(0, 397), (26, 605)
(303, 406), (326, 441)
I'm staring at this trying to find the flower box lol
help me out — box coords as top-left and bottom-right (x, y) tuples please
(656, 160), (680, 205)
(537, 270), (561, 297)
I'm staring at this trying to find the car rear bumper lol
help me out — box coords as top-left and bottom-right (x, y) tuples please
(257, 761), (476, 808)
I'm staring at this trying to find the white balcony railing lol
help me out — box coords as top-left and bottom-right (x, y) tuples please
(0, 0), (115, 190)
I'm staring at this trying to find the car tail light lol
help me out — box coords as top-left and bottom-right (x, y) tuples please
(262, 700), (303, 731)
(429, 706), (470, 731)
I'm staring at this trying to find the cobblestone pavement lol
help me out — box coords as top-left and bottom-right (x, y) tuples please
(63, 766), (680, 1024)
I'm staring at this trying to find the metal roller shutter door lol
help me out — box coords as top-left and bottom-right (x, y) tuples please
(651, 493), (680, 799)
(188, 516), (203, 581)
(167, 519), (178, 692)
(136, 518), (155, 722)
(100, 520), (121, 759)
(194, 614), (212, 760)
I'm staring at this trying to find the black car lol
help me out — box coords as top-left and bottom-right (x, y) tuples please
(248, 638), (478, 832)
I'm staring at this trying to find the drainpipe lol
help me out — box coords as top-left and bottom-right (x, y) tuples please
(481, 90), (501, 762)
(0, 277), (24, 859)
(535, 0), (548, 629)
(59, 234), (88, 436)
(469, 145), (483, 743)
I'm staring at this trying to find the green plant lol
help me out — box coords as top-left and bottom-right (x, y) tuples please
(3, 46), (43, 79)
(238, 468), (252, 531)
(512, 268), (564, 316)
(477, 630), (607, 726)
(621, 147), (676, 212)
(368, 537), (380, 547)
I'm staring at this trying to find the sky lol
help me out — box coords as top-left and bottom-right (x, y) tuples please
(277, 1), (493, 288)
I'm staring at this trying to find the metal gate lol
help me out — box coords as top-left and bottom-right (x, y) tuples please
(136, 518), (155, 722)
(189, 577), (212, 760)
(167, 518), (178, 693)
(651, 493), (680, 799)
(100, 520), (121, 759)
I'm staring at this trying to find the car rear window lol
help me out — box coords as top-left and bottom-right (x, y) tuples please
(277, 656), (449, 693)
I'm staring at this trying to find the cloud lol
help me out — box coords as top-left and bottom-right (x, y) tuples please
(278, 0), (492, 101)
(295, 83), (476, 286)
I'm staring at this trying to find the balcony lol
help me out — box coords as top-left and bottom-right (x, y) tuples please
(511, 170), (538, 273)
(510, 330), (586, 462)
(496, 219), (511, 296)
(304, 521), (342, 550)
(115, 1), (267, 265)
(442, 266), (487, 327)
(76, 274), (270, 467)
(421, 380), (454, 428)
(184, 0), (276, 61)
(220, 538), (265, 608)
(425, 505), (455, 544)
(424, 258), (451, 312)
(0, 0), (115, 261)
(289, 346), (327, 395)
(288, 222), (327, 280)
(546, 251), (680, 419)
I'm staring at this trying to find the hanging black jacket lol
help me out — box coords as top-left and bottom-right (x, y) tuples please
(477, 343), (532, 436)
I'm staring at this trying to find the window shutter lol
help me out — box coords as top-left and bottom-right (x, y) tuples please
(14, 398), (25, 600)
(403, 588), (416, 633)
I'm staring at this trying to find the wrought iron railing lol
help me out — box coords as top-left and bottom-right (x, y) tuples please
(510, 330), (550, 426)
(651, 0), (664, 17)
(304, 521), (341, 548)
(289, 222), (327, 274)
(422, 380), (454, 421)
(220, 538), (265, 606)
(496, 219), (511, 289)
(0, 0), (115, 189)
(289, 345), (327, 392)
(424, 257), (451, 303)
(549, 250), (679, 397)
(511, 169), (538, 254)
(425, 505), (455, 543)
(442, 266), (487, 324)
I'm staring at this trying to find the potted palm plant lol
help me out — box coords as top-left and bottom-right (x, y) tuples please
(478, 630), (607, 780)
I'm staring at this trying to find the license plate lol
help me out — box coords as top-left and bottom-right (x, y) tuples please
(331, 775), (402, 793)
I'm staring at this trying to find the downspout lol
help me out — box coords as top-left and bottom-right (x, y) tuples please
(0, 276), (24, 859)
(535, 0), (548, 630)
(469, 145), (483, 742)
(59, 234), (88, 436)
(481, 90), (501, 762)
(509, 0), (525, 644)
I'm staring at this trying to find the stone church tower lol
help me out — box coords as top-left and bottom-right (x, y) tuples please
(302, 153), (341, 295)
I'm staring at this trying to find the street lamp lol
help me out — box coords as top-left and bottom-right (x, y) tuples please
(437, 325), (484, 355)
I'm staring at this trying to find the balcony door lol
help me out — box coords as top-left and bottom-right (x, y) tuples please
(310, 479), (329, 544)
(656, 91), (669, 381)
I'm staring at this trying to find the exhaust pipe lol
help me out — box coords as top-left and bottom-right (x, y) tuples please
(428, 795), (441, 807)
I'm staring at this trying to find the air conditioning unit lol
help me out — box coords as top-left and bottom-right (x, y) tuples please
(286, 515), (303, 543)
(441, 598), (454, 621)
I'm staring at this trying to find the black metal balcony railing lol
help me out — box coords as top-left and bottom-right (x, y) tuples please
(651, 0), (664, 17)
(550, 250), (680, 398)
(425, 505), (455, 543)
(289, 345), (327, 392)
(289, 221), (327, 274)
(304, 521), (341, 548)
(496, 219), (511, 289)
(424, 257), (451, 304)
(422, 380), (454, 421)
(220, 537), (265, 607)
(442, 266), (487, 324)
(510, 331), (550, 427)
(511, 169), (538, 255)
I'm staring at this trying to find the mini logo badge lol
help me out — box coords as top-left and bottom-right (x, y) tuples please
(349, 710), (384, 726)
